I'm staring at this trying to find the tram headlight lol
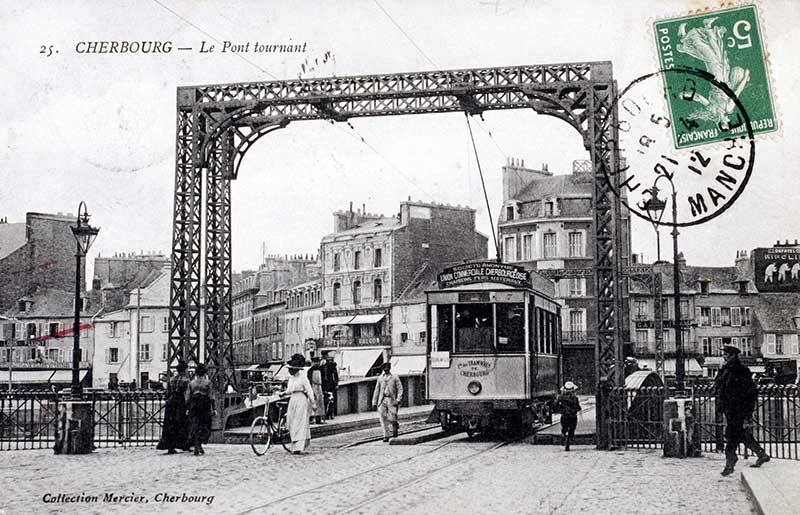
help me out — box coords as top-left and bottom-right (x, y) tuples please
(467, 381), (482, 395)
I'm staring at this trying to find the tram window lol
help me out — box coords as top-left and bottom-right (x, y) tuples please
(435, 305), (453, 352)
(536, 308), (547, 353)
(496, 303), (524, 353)
(455, 304), (494, 353)
(528, 299), (536, 354)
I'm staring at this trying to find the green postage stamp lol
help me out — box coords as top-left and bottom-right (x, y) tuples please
(653, 4), (777, 149)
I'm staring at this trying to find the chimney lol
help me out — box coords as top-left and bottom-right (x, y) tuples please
(677, 251), (686, 268)
(735, 249), (752, 279)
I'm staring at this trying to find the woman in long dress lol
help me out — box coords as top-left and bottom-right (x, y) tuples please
(186, 363), (214, 456)
(157, 360), (191, 454)
(307, 356), (326, 424)
(284, 354), (316, 454)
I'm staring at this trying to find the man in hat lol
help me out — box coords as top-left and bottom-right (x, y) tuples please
(320, 352), (339, 419)
(372, 362), (403, 442)
(715, 344), (770, 476)
(554, 381), (581, 451)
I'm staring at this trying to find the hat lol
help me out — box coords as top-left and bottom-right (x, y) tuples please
(721, 344), (741, 355)
(286, 353), (306, 369)
(381, 362), (392, 371)
(563, 381), (578, 391)
(176, 360), (188, 373)
(195, 363), (207, 376)
(311, 356), (321, 362)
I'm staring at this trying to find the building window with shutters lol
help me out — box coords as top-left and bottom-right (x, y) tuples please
(568, 278), (584, 297)
(720, 308), (731, 327)
(636, 330), (648, 344)
(731, 307), (741, 327)
(161, 343), (168, 361)
(141, 316), (153, 333)
(741, 337), (752, 357)
(699, 307), (710, 326)
(373, 279), (382, 303)
(354, 251), (361, 270)
(333, 252), (341, 271)
(543, 233), (557, 258)
(635, 300), (648, 319)
(711, 307), (721, 327)
(107, 348), (119, 364)
(353, 281), (361, 305)
(776, 334), (784, 355)
(139, 343), (151, 362)
(702, 337), (711, 356)
(568, 310), (584, 337)
(333, 283), (341, 306)
(504, 237), (516, 262)
(522, 234), (533, 260)
(568, 232), (583, 257)
(374, 248), (382, 267)
(680, 299), (689, 319)
(743, 307), (751, 326)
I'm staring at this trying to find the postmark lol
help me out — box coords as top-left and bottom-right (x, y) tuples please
(653, 4), (777, 149)
(606, 67), (755, 227)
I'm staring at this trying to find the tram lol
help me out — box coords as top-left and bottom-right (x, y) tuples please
(426, 262), (561, 435)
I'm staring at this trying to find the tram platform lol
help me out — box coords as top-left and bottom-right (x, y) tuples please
(221, 403), (434, 444)
(533, 395), (597, 445)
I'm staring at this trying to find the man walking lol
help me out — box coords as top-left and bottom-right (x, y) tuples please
(321, 352), (339, 419)
(716, 344), (770, 476)
(372, 362), (403, 442)
(554, 381), (581, 451)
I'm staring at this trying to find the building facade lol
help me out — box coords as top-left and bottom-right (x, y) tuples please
(497, 158), (632, 391)
(284, 279), (323, 360)
(92, 265), (171, 388)
(0, 212), (89, 313)
(320, 201), (488, 377)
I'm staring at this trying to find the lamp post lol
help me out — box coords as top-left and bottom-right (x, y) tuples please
(643, 176), (684, 390)
(70, 202), (100, 398)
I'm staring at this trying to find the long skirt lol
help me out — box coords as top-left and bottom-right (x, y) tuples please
(157, 397), (190, 451)
(286, 391), (311, 451)
(309, 383), (324, 418)
(188, 395), (213, 446)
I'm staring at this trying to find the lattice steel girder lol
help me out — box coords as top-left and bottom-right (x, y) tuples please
(169, 61), (623, 404)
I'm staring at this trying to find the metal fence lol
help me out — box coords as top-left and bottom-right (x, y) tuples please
(604, 384), (800, 460)
(0, 390), (165, 451)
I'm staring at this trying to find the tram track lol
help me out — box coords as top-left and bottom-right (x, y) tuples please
(338, 423), (440, 449)
(234, 432), (522, 515)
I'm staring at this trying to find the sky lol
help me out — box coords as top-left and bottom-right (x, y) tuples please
(1, 0), (798, 281)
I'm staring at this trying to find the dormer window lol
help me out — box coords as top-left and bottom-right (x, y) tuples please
(506, 205), (515, 221)
(18, 300), (26, 312)
(699, 279), (710, 295)
(544, 201), (554, 216)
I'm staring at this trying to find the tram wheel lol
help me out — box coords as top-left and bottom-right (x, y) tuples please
(466, 427), (478, 439)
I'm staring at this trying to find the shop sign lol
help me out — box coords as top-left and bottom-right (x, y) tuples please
(438, 262), (529, 289)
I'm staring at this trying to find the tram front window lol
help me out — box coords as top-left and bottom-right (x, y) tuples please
(455, 304), (494, 353)
(496, 303), (525, 352)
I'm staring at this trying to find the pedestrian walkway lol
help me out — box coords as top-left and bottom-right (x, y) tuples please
(535, 395), (596, 444)
(741, 457), (800, 515)
(223, 403), (433, 442)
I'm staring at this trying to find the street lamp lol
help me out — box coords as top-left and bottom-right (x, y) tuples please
(70, 202), (100, 397)
(643, 176), (684, 390)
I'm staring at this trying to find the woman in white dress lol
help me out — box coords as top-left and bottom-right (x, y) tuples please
(284, 354), (316, 454)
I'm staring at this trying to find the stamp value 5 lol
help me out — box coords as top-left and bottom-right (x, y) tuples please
(653, 4), (777, 149)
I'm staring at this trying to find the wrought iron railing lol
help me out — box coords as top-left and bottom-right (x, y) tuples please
(561, 330), (593, 343)
(631, 340), (702, 357)
(602, 384), (800, 460)
(0, 390), (165, 451)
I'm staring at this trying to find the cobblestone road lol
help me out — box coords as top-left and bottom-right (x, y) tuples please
(1, 433), (756, 515)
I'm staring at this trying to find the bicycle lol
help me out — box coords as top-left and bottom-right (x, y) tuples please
(249, 396), (291, 455)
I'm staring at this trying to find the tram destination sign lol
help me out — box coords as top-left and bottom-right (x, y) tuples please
(753, 247), (800, 293)
(437, 262), (530, 289)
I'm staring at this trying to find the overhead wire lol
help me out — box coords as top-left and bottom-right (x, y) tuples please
(152, 0), (432, 200)
(465, 114), (500, 261)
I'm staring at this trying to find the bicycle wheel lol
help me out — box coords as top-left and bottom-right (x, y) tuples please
(278, 414), (292, 453)
(250, 416), (272, 456)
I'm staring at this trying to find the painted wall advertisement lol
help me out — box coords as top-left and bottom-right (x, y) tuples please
(753, 247), (800, 292)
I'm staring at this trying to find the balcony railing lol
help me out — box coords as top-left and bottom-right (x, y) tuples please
(561, 330), (594, 343)
(321, 335), (391, 348)
(632, 340), (702, 357)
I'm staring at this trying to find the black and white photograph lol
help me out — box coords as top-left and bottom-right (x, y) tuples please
(1, 1), (799, 513)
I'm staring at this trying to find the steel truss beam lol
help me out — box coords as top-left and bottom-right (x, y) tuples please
(169, 63), (625, 423)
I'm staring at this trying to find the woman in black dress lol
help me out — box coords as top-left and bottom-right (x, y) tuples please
(157, 360), (191, 454)
(187, 363), (214, 455)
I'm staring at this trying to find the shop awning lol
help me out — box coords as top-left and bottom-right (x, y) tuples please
(235, 364), (260, 372)
(322, 316), (355, 326)
(10, 370), (88, 384)
(390, 355), (427, 376)
(348, 314), (386, 325)
(339, 349), (383, 377)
